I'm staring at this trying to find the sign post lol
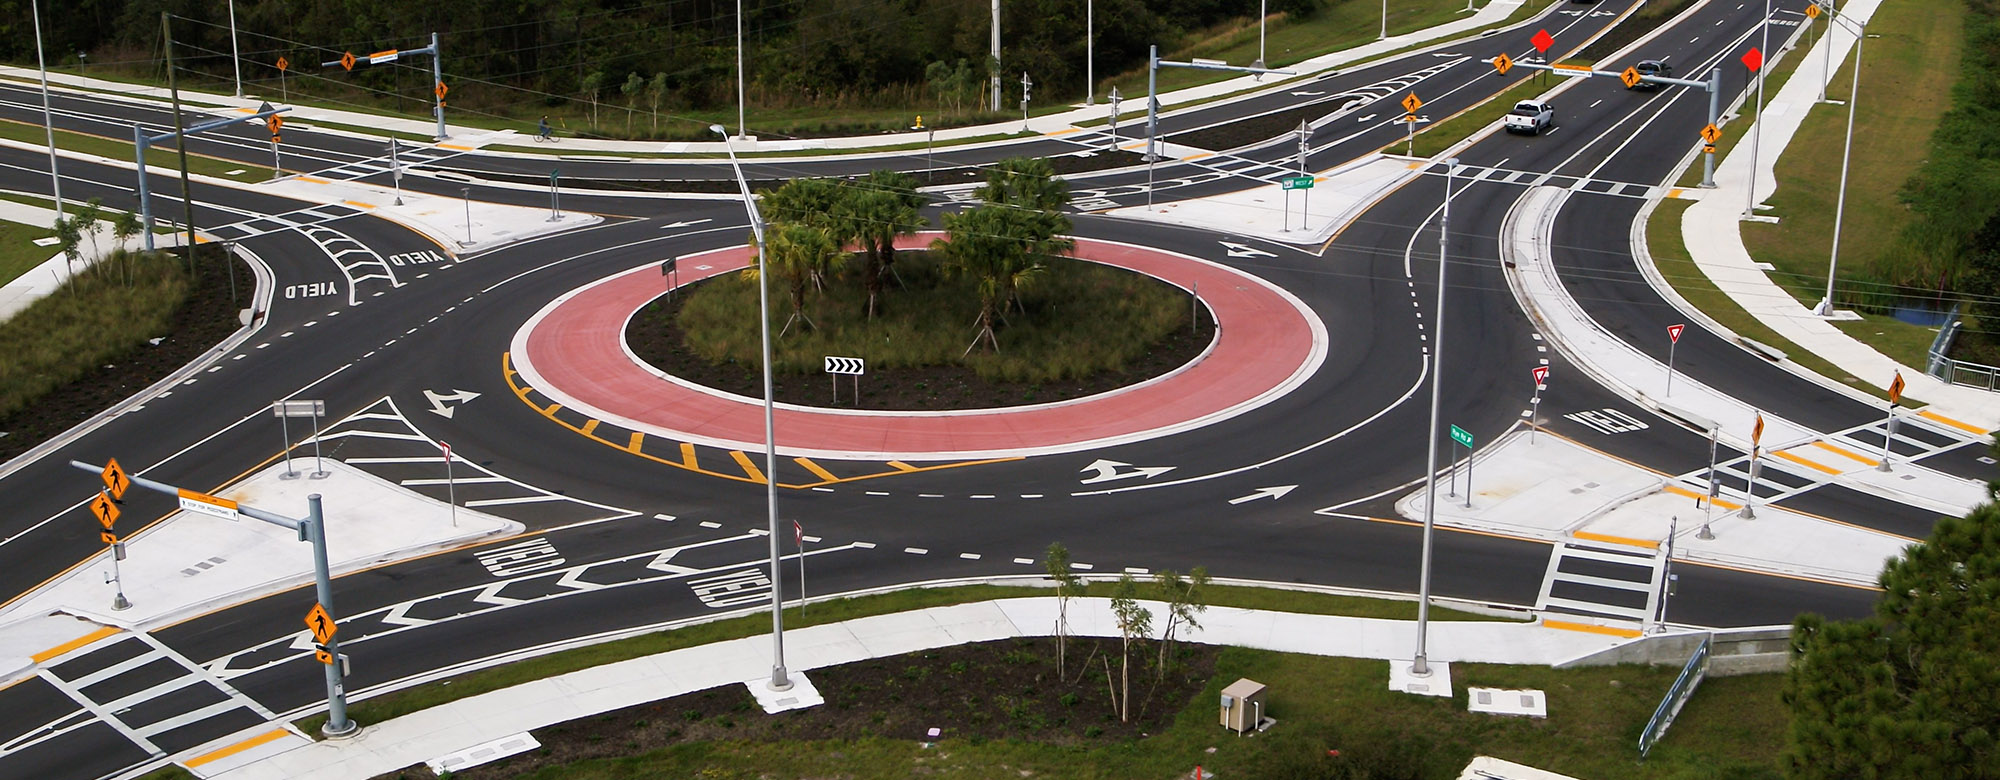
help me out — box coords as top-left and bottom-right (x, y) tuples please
(1449, 424), (1474, 508)
(441, 440), (457, 527)
(273, 399), (329, 479)
(547, 168), (563, 222)
(1665, 324), (1685, 397)
(1744, 412), (1764, 519)
(90, 490), (130, 610)
(1401, 92), (1423, 156)
(1880, 372), (1904, 472)
(1530, 366), (1549, 441)
(793, 518), (807, 619)
(824, 356), (865, 405)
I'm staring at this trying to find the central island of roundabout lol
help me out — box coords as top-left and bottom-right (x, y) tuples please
(510, 233), (1328, 461)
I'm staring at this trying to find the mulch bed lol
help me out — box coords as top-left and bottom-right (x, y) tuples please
(626, 288), (1215, 411)
(380, 636), (1218, 780)
(0, 246), (247, 463)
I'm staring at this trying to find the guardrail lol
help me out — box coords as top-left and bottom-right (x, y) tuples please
(1639, 634), (1711, 759)
(1923, 304), (2000, 390)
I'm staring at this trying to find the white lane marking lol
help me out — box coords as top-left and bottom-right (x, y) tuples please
(904, 547), (929, 555)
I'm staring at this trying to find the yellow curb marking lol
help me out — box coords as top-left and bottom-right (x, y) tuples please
(1811, 440), (1878, 465)
(1183, 152), (1216, 161)
(1570, 530), (1660, 550)
(1663, 484), (1740, 511)
(579, 419), (599, 436)
(886, 460), (919, 472)
(1543, 619), (1643, 638)
(184, 729), (292, 768)
(680, 442), (699, 469)
(1773, 449), (1840, 475)
(1044, 128), (1083, 136)
(1918, 409), (1987, 434)
(31, 626), (120, 664)
(296, 176), (329, 184)
(626, 432), (645, 452)
(341, 200), (377, 209)
(437, 143), (474, 151)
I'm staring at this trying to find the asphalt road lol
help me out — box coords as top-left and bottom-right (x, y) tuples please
(0, 0), (1967, 775)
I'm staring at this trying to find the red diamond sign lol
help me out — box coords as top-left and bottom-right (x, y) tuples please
(1742, 47), (1764, 73)
(1531, 29), (1554, 53)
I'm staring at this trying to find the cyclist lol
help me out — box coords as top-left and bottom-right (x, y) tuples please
(537, 116), (553, 142)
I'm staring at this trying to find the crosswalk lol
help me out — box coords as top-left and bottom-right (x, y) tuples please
(1412, 160), (1669, 200)
(31, 632), (274, 758)
(1535, 542), (1663, 628)
(305, 143), (468, 184)
(203, 203), (405, 305)
(1665, 413), (1984, 511)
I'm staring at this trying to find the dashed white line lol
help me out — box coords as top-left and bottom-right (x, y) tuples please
(280, 331), (294, 338)
(803, 535), (822, 543)
(1124, 567), (1149, 574)
(854, 541), (877, 549)
(1020, 494), (1044, 499)
(1074, 563), (1095, 570)
(904, 547), (929, 555)
(205, 366), (222, 373)
(255, 343), (269, 349)
(866, 491), (890, 496)
(362, 351), (376, 358)
(303, 321), (317, 327)
(699, 521), (722, 528)
(919, 493), (944, 498)
(811, 487), (835, 493)
(970, 494), (994, 499)
(960, 553), (981, 560)
(1013, 558), (1035, 565)
(231, 355), (245, 360)
(653, 514), (676, 521)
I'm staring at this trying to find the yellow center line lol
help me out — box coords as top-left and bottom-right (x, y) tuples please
(1811, 440), (1879, 465)
(32, 626), (120, 664)
(1570, 530), (1660, 550)
(794, 458), (839, 482)
(1773, 449), (1841, 475)
(730, 451), (766, 483)
(1183, 152), (1215, 161)
(184, 729), (293, 768)
(1542, 619), (1643, 638)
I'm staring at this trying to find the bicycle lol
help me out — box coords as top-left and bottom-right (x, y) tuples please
(534, 129), (559, 143)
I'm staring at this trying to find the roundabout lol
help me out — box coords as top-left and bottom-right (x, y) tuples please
(509, 233), (1329, 460)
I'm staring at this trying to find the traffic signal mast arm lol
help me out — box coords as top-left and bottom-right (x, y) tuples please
(133, 105), (293, 252)
(1490, 55), (1724, 188)
(67, 460), (298, 531)
(1503, 59), (1710, 90)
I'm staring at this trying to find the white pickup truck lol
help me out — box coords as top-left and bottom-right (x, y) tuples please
(1503, 100), (1556, 135)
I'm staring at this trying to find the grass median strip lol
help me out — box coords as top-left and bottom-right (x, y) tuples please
(0, 118), (276, 182)
(1408, 74), (1545, 158)
(296, 581), (1506, 736)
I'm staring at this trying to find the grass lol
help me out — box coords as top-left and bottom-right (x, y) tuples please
(675, 252), (1191, 383)
(478, 652), (1785, 780)
(1647, 197), (1905, 402)
(0, 249), (190, 418)
(133, 765), (194, 780)
(1739, 0), (1963, 322)
(1671, 29), (1814, 190)
(0, 222), (57, 288)
(1408, 74), (1546, 157)
(297, 581), (1503, 736)
(0, 118), (276, 182)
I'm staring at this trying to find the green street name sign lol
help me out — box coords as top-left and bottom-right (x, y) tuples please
(1449, 425), (1473, 448)
(1282, 176), (1315, 190)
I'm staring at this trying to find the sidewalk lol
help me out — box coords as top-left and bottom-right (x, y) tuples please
(1677, 0), (2000, 429)
(198, 596), (1624, 780)
(0, 0), (1523, 158)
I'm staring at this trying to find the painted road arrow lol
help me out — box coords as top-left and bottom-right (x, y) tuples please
(423, 388), (482, 418)
(661, 219), (715, 229)
(1218, 241), (1276, 259)
(1228, 485), (1298, 504)
(1078, 459), (1176, 484)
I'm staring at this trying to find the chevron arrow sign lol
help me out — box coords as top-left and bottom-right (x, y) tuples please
(824, 356), (866, 375)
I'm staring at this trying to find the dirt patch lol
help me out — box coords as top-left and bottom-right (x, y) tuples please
(0, 246), (248, 463)
(378, 636), (1217, 780)
(626, 272), (1216, 412)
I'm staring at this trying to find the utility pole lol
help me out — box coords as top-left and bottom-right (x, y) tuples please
(1086, 0), (1095, 105)
(990, 0), (1002, 112)
(164, 13), (198, 273)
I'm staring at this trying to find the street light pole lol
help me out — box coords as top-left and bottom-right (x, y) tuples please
(31, 0), (64, 219)
(461, 187), (473, 246)
(1816, 15), (1865, 318)
(1382, 0), (1389, 40)
(1086, 0), (1095, 105)
(713, 125), (791, 692)
(1413, 157), (1459, 678)
(228, 0), (244, 98)
(736, 0), (747, 139)
(1255, 0), (1268, 68)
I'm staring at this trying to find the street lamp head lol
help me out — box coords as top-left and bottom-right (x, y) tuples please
(709, 124), (726, 136)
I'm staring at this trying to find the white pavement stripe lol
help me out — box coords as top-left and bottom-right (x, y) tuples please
(35, 671), (160, 755)
(1539, 596), (1652, 620)
(463, 495), (568, 507)
(66, 649), (164, 688)
(1551, 572), (1656, 593)
(1556, 545), (1656, 566)
(101, 675), (204, 714)
(132, 700), (245, 738)
(400, 477), (509, 486)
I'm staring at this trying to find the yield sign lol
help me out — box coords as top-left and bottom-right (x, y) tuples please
(1667, 323), (1686, 343)
(1530, 29), (1554, 54)
(1532, 365), (1549, 386)
(1742, 47), (1764, 73)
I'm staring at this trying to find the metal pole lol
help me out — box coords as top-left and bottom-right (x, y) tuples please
(462, 187), (473, 245)
(1299, 121), (1310, 229)
(431, 33), (446, 140)
(714, 126), (790, 691)
(164, 14), (198, 271)
(549, 171), (562, 222)
(1381, 0), (1388, 40)
(1464, 442), (1474, 509)
(1702, 68), (1720, 188)
(1743, 446), (1759, 519)
(1145, 45), (1158, 161)
(1413, 157), (1458, 677)
(228, 0), (243, 98)
(1878, 406), (1895, 472)
(389, 140), (403, 206)
(1654, 516), (1677, 632)
(271, 136), (280, 175)
(31, 0), (65, 219)
(1108, 87), (1120, 151)
(1086, 0), (1094, 105)
(927, 129), (934, 176)
(736, 1), (747, 138)
(136, 126), (153, 252)
(1745, 0), (1771, 218)
(1256, 0), (1267, 68)
(308, 495), (358, 737)
(990, 0), (1002, 112)
(1699, 427), (1718, 539)
(446, 445), (457, 527)
(1817, 26), (1861, 317)
(1666, 338), (1677, 397)
(309, 405), (327, 478)
(797, 525), (807, 619)
(279, 402), (296, 478)
(1819, 6), (1832, 103)
(110, 543), (130, 611)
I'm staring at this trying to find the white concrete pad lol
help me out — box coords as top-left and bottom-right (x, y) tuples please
(424, 732), (539, 775)
(746, 671), (822, 713)
(1388, 659), (1452, 697)
(1106, 156), (1416, 245)
(1458, 756), (1585, 780)
(1466, 687), (1546, 718)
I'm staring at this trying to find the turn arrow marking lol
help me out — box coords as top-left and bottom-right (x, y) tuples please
(1218, 241), (1276, 259)
(1078, 459), (1175, 484)
(1290, 90), (1327, 96)
(660, 219), (714, 229)
(424, 388), (482, 418)
(1228, 485), (1298, 504)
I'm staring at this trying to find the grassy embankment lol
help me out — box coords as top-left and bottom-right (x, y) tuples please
(0, 249), (190, 418)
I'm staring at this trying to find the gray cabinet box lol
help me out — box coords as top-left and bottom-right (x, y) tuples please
(1219, 678), (1266, 734)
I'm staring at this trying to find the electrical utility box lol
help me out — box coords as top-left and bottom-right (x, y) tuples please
(1219, 678), (1267, 734)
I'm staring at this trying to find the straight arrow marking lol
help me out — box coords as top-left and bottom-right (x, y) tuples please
(1228, 485), (1298, 504)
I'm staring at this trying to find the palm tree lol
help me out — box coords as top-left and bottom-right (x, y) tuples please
(761, 177), (860, 295)
(850, 170), (927, 318)
(933, 205), (1055, 354)
(743, 222), (843, 337)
